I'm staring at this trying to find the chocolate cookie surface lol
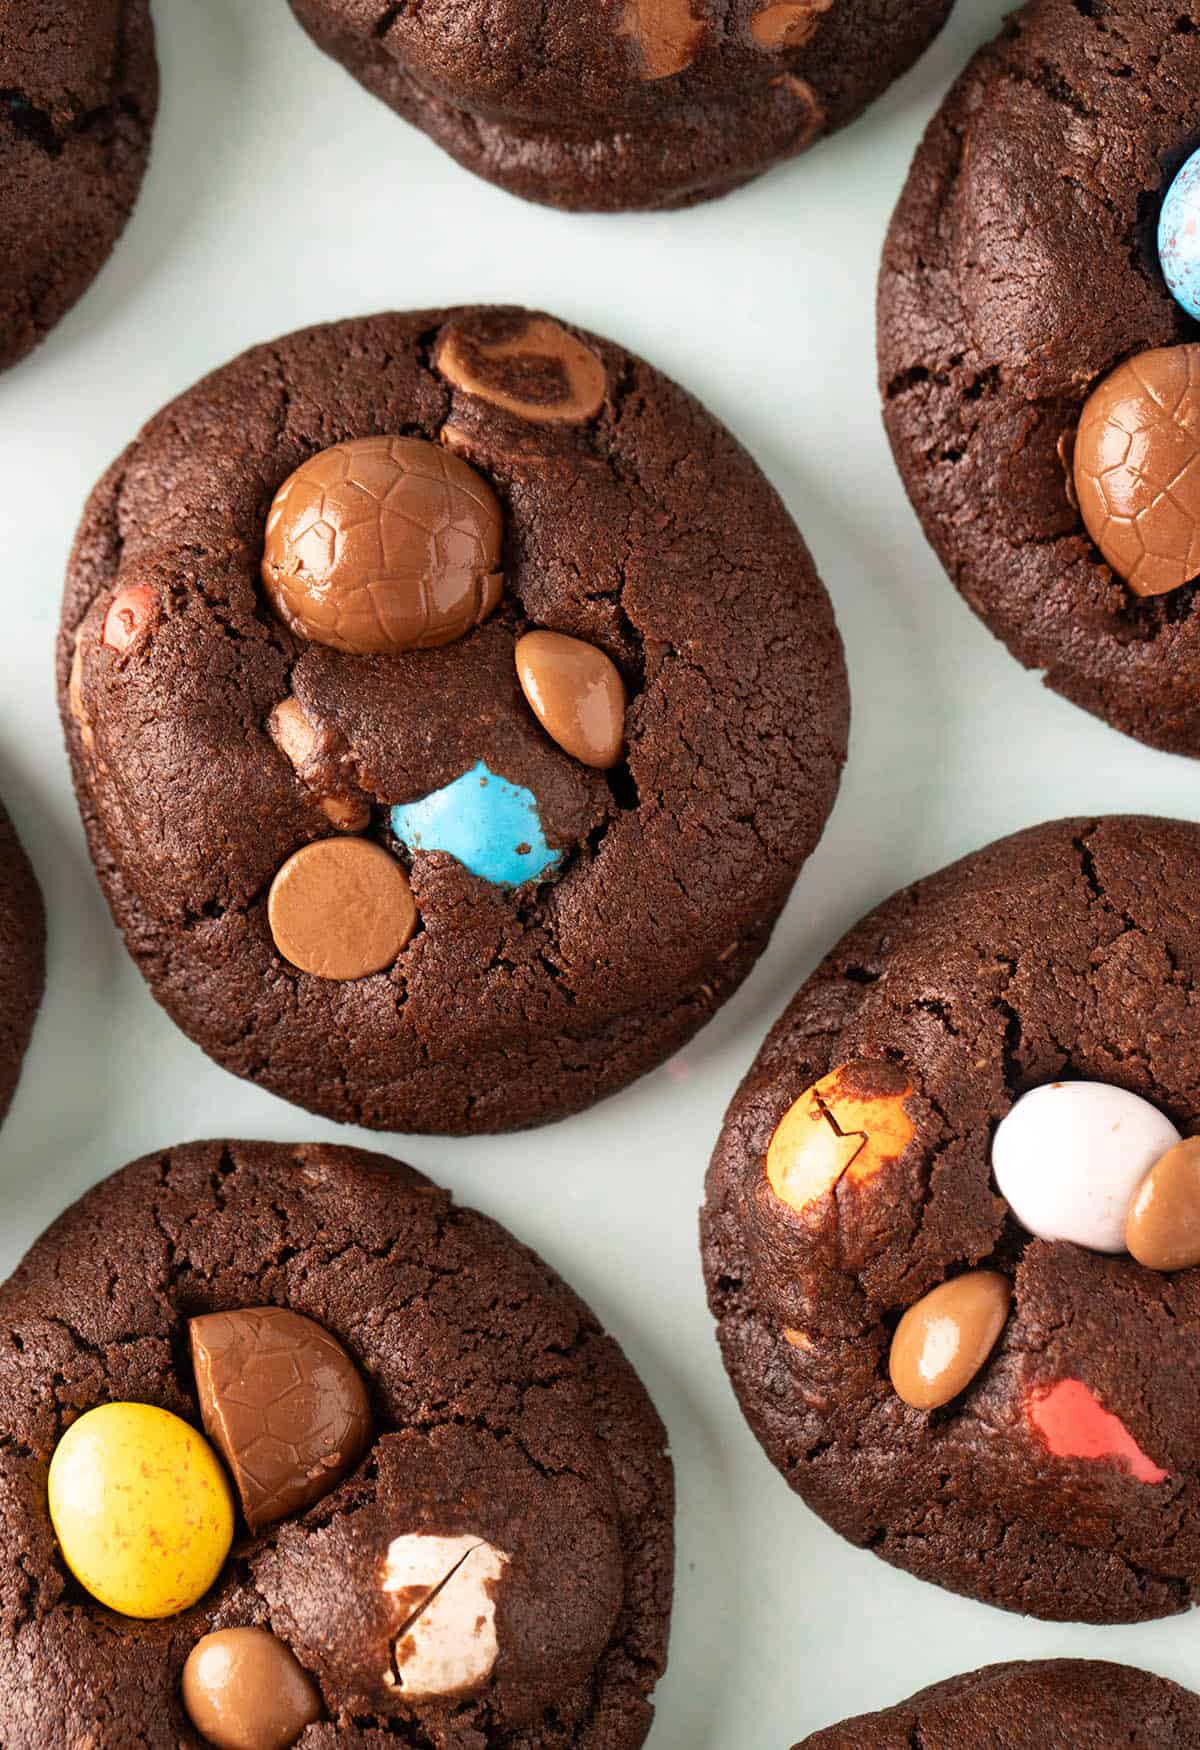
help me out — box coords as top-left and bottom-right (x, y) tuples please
(794, 1660), (1200, 1747)
(879, 0), (1200, 757)
(0, 797), (44, 1126)
(703, 816), (1200, 1622)
(58, 306), (848, 1134)
(287, 0), (953, 212)
(0, 1139), (673, 1746)
(1, 1), (157, 373)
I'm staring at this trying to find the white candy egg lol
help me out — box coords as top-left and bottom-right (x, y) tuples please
(991, 1081), (1180, 1253)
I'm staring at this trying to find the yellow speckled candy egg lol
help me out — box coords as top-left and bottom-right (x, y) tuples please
(48, 1402), (234, 1618)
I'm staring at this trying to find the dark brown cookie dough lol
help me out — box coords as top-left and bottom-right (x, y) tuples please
(57, 306), (848, 1134)
(0, 797), (44, 1126)
(0, 1), (157, 373)
(286, 0), (953, 213)
(794, 1660), (1200, 1747)
(703, 816), (1200, 1623)
(878, 0), (1200, 757)
(0, 1139), (673, 1746)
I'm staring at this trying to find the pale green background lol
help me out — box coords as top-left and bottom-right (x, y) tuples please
(2, 1), (1199, 1742)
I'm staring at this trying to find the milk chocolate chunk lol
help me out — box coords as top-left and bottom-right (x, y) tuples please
(616, 0), (706, 79)
(182, 1627), (322, 1750)
(515, 631), (627, 768)
(1073, 345), (1200, 598)
(190, 1307), (372, 1532)
(262, 436), (504, 654)
(435, 314), (607, 425)
(750, 0), (832, 49)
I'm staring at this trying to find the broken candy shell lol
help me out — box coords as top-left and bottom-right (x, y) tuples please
(382, 1533), (509, 1699)
(766, 1060), (915, 1216)
(1027, 1378), (1167, 1485)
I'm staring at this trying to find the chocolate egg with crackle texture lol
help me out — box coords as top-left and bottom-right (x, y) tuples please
(1073, 345), (1200, 597)
(889, 1271), (1011, 1410)
(183, 1627), (322, 1750)
(261, 436), (504, 653)
(1126, 1135), (1200, 1271)
(191, 1306), (372, 1532)
(516, 631), (627, 768)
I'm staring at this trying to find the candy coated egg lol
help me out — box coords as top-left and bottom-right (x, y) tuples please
(48, 1402), (234, 1618)
(1159, 148), (1200, 321)
(390, 759), (559, 887)
(992, 1081), (1180, 1253)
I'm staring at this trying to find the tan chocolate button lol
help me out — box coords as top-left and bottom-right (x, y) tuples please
(1126, 1136), (1200, 1271)
(435, 316), (607, 425)
(889, 1271), (1011, 1411)
(268, 838), (416, 980)
(750, 0), (831, 49)
(1073, 345), (1200, 597)
(182, 1627), (321, 1750)
(515, 631), (626, 769)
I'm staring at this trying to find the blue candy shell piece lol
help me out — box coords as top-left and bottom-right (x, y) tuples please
(1159, 149), (1200, 321)
(390, 760), (560, 889)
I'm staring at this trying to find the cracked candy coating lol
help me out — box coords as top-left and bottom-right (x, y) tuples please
(284, 0), (952, 212)
(56, 305), (848, 1134)
(0, 1), (157, 373)
(702, 816), (1200, 1623)
(0, 1139), (673, 1746)
(0, 798), (43, 1128)
(793, 1659), (1200, 1747)
(879, 0), (1200, 757)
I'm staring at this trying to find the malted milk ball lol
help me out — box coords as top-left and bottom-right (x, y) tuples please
(991, 1081), (1180, 1253)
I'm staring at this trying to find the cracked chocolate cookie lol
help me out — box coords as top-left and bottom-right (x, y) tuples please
(57, 305), (849, 1134)
(286, 0), (954, 212)
(793, 1660), (1200, 1747)
(702, 815), (1200, 1623)
(0, 796), (44, 1127)
(1, 1), (157, 373)
(877, 0), (1200, 757)
(0, 1138), (673, 1747)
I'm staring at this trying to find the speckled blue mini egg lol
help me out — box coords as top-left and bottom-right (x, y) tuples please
(390, 760), (559, 888)
(1159, 148), (1200, 320)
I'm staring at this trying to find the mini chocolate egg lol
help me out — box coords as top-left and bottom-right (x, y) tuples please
(1159, 147), (1200, 321)
(1027, 1378), (1167, 1484)
(47, 1402), (234, 1618)
(889, 1270), (1010, 1410)
(515, 631), (626, 768)
(766, 1060), (914, 1218)
(183, 1627), (322, 1750)
(390, 759), (559, 887)
(992, 1081), (1180, 1253)
(1126, 1135), (1200, 1272)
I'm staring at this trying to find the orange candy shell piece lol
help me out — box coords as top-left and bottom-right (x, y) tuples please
(766, 1061), (915, 1216)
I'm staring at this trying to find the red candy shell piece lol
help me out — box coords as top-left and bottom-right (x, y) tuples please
(1028, 1379), (1167, 1484)
(102, 584), (158, 653)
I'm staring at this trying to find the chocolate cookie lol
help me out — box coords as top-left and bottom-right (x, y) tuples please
(878, 0), (1200, 757)
(0, 1139), (673, 1746)
(286, 0), (953, 212)
(58, 306), (848, 1134)
(702, 815), (1200, 1623)
(0, 797), (44, 1126)
(1, 2), (157, 373)
(794, 1660), (1200, 1747)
